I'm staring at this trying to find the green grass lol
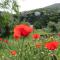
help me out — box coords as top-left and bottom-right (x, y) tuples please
(0, 29), (60, 60)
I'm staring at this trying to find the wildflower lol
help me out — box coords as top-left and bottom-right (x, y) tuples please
(10, 50), (17, 56)
(35, 43), (40, 48)
(13, 33), (21, 40)
(4, 40), (8, 43)
(0, 38), (3, 41)
(57, 33), (60, 37)
(13, 24), (33, 38)
(45, 41), (59, 50)
(32, 34), (40, 40)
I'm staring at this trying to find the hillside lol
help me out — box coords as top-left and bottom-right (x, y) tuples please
(21, 3), (60, 14)
(44, 3), (60, 9)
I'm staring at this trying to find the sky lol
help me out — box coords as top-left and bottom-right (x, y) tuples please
(17, 0), (60, 12)
(0, 0), (60, 12)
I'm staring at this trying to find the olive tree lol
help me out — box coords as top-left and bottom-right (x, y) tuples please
(0, 0), (20, 37)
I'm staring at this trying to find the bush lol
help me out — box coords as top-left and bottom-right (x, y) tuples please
(34, 21), (42, 29)
(56, 22), (60, 32)
(47, 21), (57, 33)
(20, 20), (30, 26)
(0, 12), (11, 27)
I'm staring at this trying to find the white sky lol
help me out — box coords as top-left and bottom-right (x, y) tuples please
(17, 0), (60, 12)
(0, 0), (60, 12)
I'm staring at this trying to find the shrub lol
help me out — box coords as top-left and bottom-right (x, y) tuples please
(47, 21), (57, 33)
(34, 21), (42, 29)
(56, 22), (60, 32)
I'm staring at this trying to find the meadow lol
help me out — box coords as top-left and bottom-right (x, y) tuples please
(0, 0), (60, 60)
(0, 26), (60, 60)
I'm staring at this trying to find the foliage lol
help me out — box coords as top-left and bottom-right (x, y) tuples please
(0, 0), (20, 26)
(0, 0), (20, 37)
(0, 12), (11, 27)
(20, 3), (60, 30)
(56, 22), (60, 32)
(0, 29), (60, 60)
(20, 20), (30, 26)
(47, 21), (60, 33)
(34, 21), (42, 29)
(0, 0), (19, 14)
(47, 21), (57, 33)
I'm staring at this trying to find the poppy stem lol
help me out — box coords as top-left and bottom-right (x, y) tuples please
(21, 37), (25, 60)
(51, 54), (57, 60)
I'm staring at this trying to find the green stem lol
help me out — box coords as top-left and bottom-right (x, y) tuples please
(51, 54), (57, 60)
(21, 37), (25, 60)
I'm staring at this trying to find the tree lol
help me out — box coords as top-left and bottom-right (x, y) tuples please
(0, 0), (19, 14)
(0, 0), (20, 27)
(0, 0), (20, 37)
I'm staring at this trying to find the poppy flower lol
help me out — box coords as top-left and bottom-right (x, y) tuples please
(13, 32), (21, 40)
(4, 40), (8, 43)
(35, 43), (41, 48)
(13, 24), (33, 38)
(57, 33), (60, 37)
(10, 50), (17, 56)
(19, 24), (32, 37)
(32, 34), (40, 39)
(0, 38), (3, 41)
(45, 41), (59, 50)
(14, 25), (21, 33)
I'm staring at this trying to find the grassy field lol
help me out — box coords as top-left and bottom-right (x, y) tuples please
(0, 29), (60, 60)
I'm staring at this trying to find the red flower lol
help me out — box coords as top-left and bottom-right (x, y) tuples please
(0, 38), (3, 41)
(45, 41), (59, 50)
(4, 40), (8, 43)
(19, 24), (32, 36)
(13, 24), (33, 38)
(10, 50), (17, 56)
(13, 33), (21, 40)
(32, 34), (40, 39)
(35, 43), (41, 48)
(57, 33), (60, 37)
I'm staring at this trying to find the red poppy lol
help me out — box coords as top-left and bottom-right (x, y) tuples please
(57, 33), (60, 37)
(45, 41), (59, 50)
(10, 50), (17, 56)
(13, 24), (33, 38)
(0, 38), (3, 41)
(4, 40), (8, 43)
(32, 34), (40, 39)
(35, 43), (41, 48)
(13, 32), (21, 40)
(14, 25), (21, 33)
